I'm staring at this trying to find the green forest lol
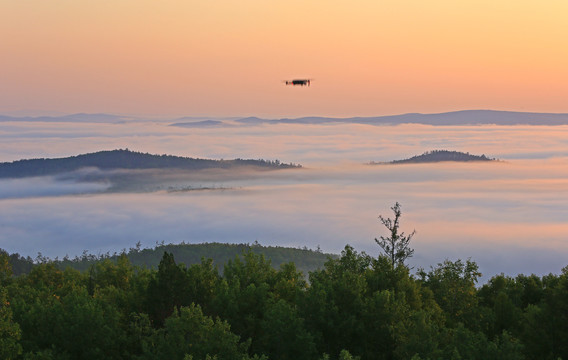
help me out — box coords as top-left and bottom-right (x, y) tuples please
(54, 242), (332, 275)
(1, 205), (567, 359)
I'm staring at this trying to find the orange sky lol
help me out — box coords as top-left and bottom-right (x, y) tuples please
(2, 0), (568, 117)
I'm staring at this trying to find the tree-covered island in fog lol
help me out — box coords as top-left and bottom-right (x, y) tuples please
(371, 150), (497, 165)
(0, 149), (301, 179)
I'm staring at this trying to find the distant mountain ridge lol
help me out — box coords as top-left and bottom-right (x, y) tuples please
(0, 113), (134, 123)
(372, 150), (497, 165)
(0, 149), (301, 179)
(4, 110), (568, 126)
(169, 110), (568, 128)
(170, 120), (226, 128)
(240, 110), (568, 126)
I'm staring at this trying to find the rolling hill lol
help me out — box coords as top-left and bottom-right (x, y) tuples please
(371, 150), (497, 164)
(0, 149), (301, 179)
(5, 242), (337, 277)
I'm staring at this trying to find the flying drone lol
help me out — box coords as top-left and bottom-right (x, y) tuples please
(283, 79), (312, 86)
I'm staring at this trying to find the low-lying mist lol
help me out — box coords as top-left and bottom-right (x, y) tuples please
(1, 120), (567, 282)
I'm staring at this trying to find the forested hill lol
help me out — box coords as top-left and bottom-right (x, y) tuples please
(0, 149), (301, 178)
(374, 150), (496, 164)
(5, 242), (335, 276)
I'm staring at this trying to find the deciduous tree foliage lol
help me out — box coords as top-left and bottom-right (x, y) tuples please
(0, 287), (22, 360)
(1, 211), (567, 359)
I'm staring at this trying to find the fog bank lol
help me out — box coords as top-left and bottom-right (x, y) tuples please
(1, 120), (567, 281)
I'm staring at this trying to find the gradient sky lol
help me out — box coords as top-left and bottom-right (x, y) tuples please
(2, 0), (568, 117)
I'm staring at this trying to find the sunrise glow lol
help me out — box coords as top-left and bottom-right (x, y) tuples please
(2, 0), (568, 117)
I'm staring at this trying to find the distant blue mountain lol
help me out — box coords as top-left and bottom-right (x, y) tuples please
(234, 116), (266, 125)
(234, 110), (568, 126)
(5, 110), (568, 126)
(0, 113), (134, 123)
(169, 120), (226, 128)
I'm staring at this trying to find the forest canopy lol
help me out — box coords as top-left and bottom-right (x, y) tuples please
(1, 241), (567, 359)
(1, 205), (566, 359)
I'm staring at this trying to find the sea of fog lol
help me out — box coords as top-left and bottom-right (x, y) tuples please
(1, 119), (567, 282)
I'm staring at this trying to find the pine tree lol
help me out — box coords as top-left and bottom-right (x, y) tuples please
(375, 202), (416, 269)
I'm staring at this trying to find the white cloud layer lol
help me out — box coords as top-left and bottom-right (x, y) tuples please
(0, 120), (567, 282)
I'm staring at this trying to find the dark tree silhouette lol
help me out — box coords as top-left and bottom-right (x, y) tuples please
(375, 202), (415, 269)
